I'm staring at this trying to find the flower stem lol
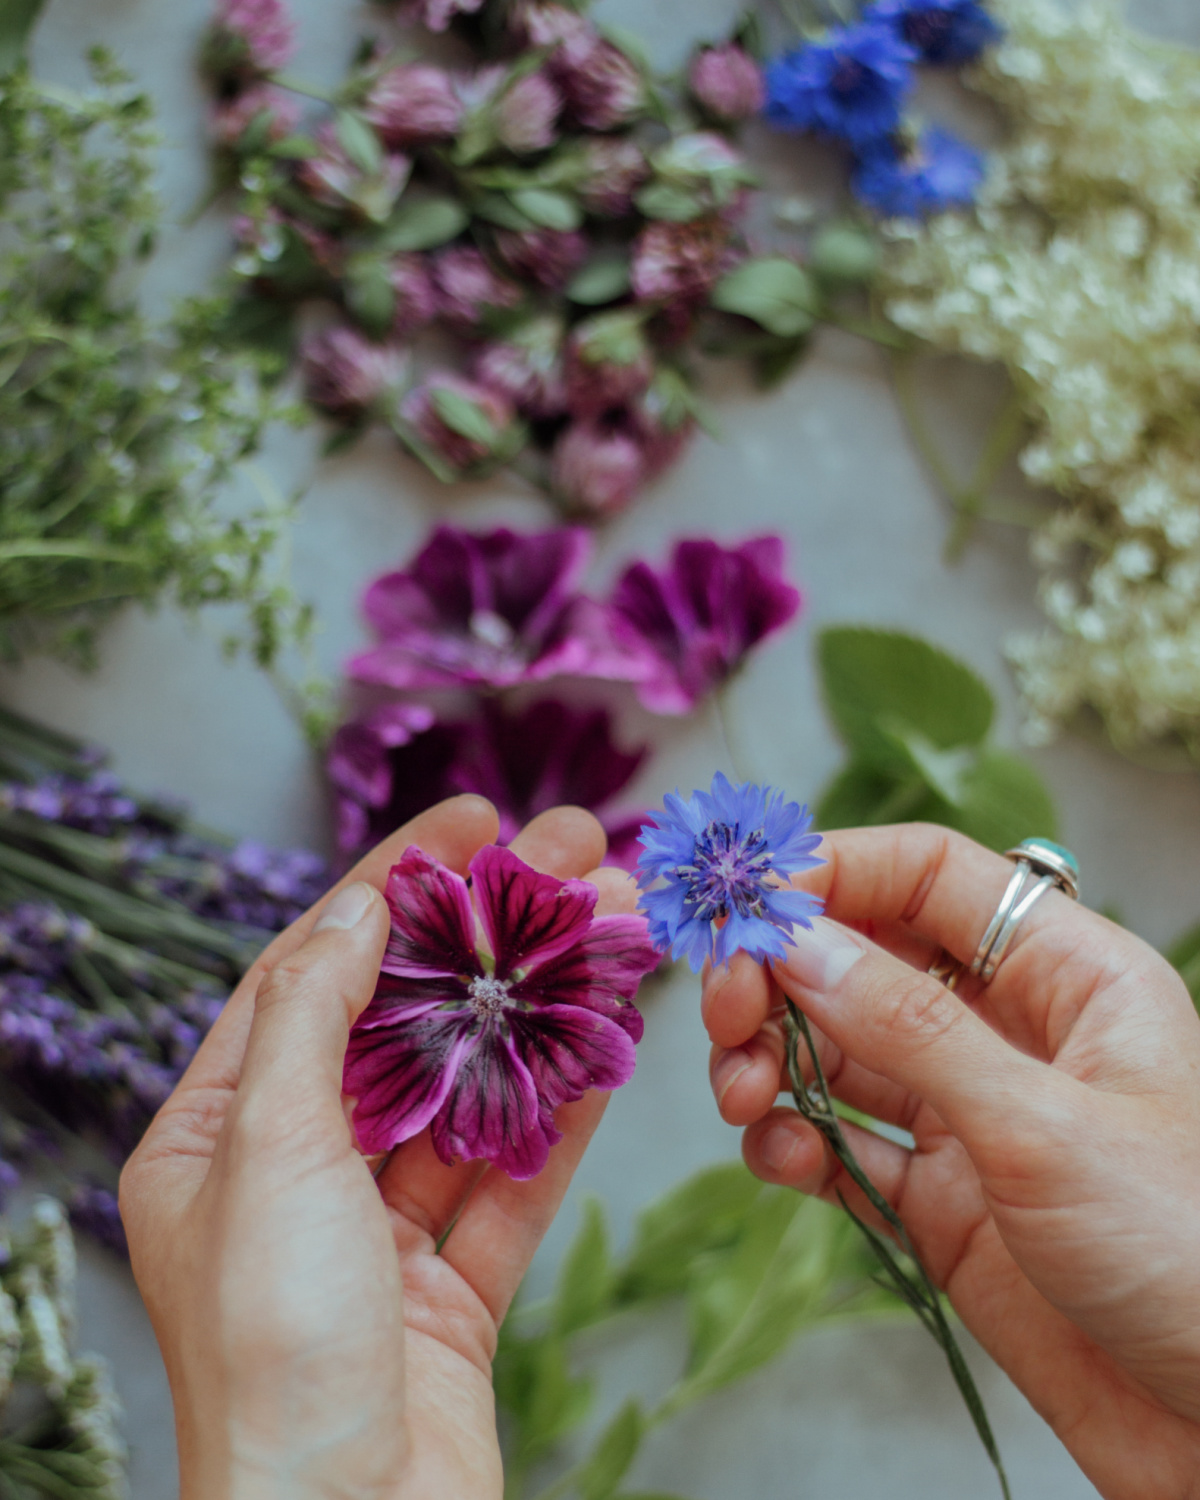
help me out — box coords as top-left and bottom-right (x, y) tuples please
(782, 999), (1011, 1500)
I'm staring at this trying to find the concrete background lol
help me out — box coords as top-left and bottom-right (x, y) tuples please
(6, 0), (1200, 1495)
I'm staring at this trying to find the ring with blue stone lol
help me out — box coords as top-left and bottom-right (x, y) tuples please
(930, 838), (1080, 990)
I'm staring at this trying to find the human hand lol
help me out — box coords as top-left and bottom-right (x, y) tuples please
(120, 795), (640, 1500)
(703, 823), (1200, 1500)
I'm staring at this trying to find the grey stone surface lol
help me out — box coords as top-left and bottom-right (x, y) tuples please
(6, 1), (1200, 1496)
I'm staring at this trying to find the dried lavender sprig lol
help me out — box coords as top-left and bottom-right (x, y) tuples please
(783, 999), (1011, 1500)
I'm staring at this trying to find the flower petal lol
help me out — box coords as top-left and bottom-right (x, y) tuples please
(509, 915), (657, 1040)
(381, 846), (482, 978)
(470, 845), (597, 978)
(429, 1023), (558, 1179)
(507, 1002), (638, 1111)
(343, 1007), (475, 1154)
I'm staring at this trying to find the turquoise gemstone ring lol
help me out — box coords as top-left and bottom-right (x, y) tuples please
(929, 836), (1081, 990)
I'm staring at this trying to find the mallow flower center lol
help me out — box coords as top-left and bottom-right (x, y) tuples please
(681, 820), (773, 921)
(469, 974), (511, 1018)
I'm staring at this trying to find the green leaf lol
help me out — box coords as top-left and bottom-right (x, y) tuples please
(344, 255), (395, 336)
(634, 181), (705, 222)
(268, 133), (322, 161)
(818, 626), (995, 767)
(1166, 921), (1200, 1005)
(949, 747), (1059, 852)
(568, 251), (632, 306)
(578, 1400), (644, 1500)
(494, 1328), (594, 1469)
(335, 109), (383, 175)
(816, 761), (923, 831)
(510, 187), (582, 231)
(614, 1161), (763, 1303)
(711, 257), (820, 338)
(553, 1195), (613, 1336)
(0, 0), (46, 71)
(471, 190), (536, 230)
(808, 222), (880, 286)
(431, 386), (498, 447)
(378, 194), (469, 252)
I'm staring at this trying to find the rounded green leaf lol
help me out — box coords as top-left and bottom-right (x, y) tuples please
(711, 257), (820, 338)
(509, 186), (582, 231)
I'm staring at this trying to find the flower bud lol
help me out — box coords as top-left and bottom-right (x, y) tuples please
(472, 314), (568, 418)
(388, 254), (439, 334)
(492, 69), (563, 153)
(564, 308), (653, 417)
(555, 34), (646, 132)
(493, 227), (587, 289)
(508, 1), (594, 50)
(629, 366), (698, 474)
(301, 326), (406, 417)
(630, 216), (736, 309)
(575, 137), (648, 218)
(551, 420), (647, 516)
(643, 131), (756, 219)
(365, 64), (464, 146)
(202, 0), (295, 82)
(398, 373), (522, 477)
(688, 43), (766, 123)
(210, 84), (301, 151)
(432, 246), (523, 328)
(296, 121), (411, 223)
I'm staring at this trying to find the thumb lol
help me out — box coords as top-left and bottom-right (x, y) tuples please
(772, 916), (1057, 1149)
(231, 881), (390, 1153)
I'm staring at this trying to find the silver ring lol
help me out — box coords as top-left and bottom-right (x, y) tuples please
(930, 838), (1080, 990)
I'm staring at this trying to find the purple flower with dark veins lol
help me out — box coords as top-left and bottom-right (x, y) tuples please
(348, 525), (637, 692)
(343, 843), (657, 1176)
(609, 536), (803, 714)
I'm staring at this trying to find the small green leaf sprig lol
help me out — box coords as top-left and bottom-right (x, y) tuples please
(815, 626), (1058, 852)
(496, 1162), (891, 1500)
(0, 47), (319, 708)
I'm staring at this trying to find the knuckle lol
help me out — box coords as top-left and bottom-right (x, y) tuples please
(883, 969), (964, 1052)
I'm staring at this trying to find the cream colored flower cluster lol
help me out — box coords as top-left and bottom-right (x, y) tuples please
(883, 0), (1200, 758)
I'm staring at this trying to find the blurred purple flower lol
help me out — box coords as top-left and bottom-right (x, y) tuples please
(866, 0), (1002, 64)
(689, 43), (766, 122)
(852, 126), (985, 216)
(69, 1184), (128, 1256)
(432, 246), (523, 328)
(205, 0), (295, 79)
(509, 1), (595, 50)
(575, 137), (648, 217)
(492, 69), (564, 153)
(343, 844), (656, 1176)
(348, 525), (635, 692)
(555, 34), (646, 131)
(551, 420), (646, 518)
(397, 373), (522, 478)
(296, 121), (411, 222)
(764, 22), (915, 148)
(493, 227), (587, 289)
(609, 535), (803, 713)
(301, 325), (406, 418)
(564, 308), (653, 418)
(327, 706), (453, 855)
(629, 368), (698, 475)
(388, 253), (440, 335)
(472, 313), (568, 418)
(210, 84), (301, 150)
(630, 216), (737, 310)
(365, 64), (464, 146)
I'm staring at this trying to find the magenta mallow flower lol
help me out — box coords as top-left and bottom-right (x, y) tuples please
(552, 420), (646, 518)
(301, 326), (406, 418)
(388, 253), (439, 335)
(205, 0), (295, 79)
(610, 536), (803, 714)
(631, 216), (738, 311)
(397, 373), (522, 480)
(472, 314), (568, 418)
(564, 308), (653, 418)
(297, 121), (411, 223)
(327, 704), (444, 853)
(210, 84), (301, 150)
(555, 33), (646, 131)
(688, 43), (766, 122)
(348, 525), (632, 692)
(365, 64), (464, 146)
(343, 844), (657, 1177)
(493, 227), (587, 290)
(432, 246), (523, 328)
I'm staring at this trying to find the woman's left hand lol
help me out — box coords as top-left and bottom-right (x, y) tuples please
(120, 795), (636, 1500)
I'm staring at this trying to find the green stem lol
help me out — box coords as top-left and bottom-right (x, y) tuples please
(823, 310), (909, 350)
(782, 1001), (1011, 1500)
(270, 72), (336, 105)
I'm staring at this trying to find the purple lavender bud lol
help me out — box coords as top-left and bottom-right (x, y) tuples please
(296, 121), (411, 223)
(555, 34), (646, 132)
(398, 374), (522, 476)
(210, 84), (302, 151)
(364, 65), (464, 147)
(472, 314), (568, 418)
(431, 246), (523, 329)
(630, 216), (737, 309)
(388, 254), (439, 335)
(492, 227), (587, 290)
(575, 137), (648, 218)
(492, 69), (563, 153)
(68, 1184), (128, 1256)
(564, 308), (653, 418)
(204, 0), (296, 80)
(300, 326), (407, 417)
(688, 43), (766, 122)
(551, 420), (647, 516)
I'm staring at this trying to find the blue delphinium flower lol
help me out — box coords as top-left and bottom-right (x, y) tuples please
(866, 0), (1002, 66)
(853, 126), (985, 217)
(764, 22), (916, 150)
(636, 773), (825, 972)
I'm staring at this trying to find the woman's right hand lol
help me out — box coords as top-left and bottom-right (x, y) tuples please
(703, 823), (1200, 1500)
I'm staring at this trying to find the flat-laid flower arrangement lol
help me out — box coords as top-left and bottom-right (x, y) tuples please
(200, 0), (883, 517)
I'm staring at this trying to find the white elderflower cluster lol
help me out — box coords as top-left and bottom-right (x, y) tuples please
(883, 0), (1200, 758)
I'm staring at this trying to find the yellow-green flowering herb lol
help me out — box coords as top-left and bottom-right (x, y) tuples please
(882, 0), (1200, 763)
(0, 48), (312, 681)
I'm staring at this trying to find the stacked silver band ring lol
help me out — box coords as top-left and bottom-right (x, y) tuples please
(930, 838), (1080, 991)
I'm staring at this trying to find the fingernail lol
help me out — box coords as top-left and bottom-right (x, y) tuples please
(711, 1047), (753, 1106)
(315, 881), (374, 932)
(780, 918), (864, 993)
(761, 1122), (802, 1176)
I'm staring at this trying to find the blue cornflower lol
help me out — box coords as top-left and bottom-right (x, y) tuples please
(853, 126), (985, 217)
(636, 773), (825, 972)
(764, 22), (916, 150)
(866, 0), (1002, 66)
